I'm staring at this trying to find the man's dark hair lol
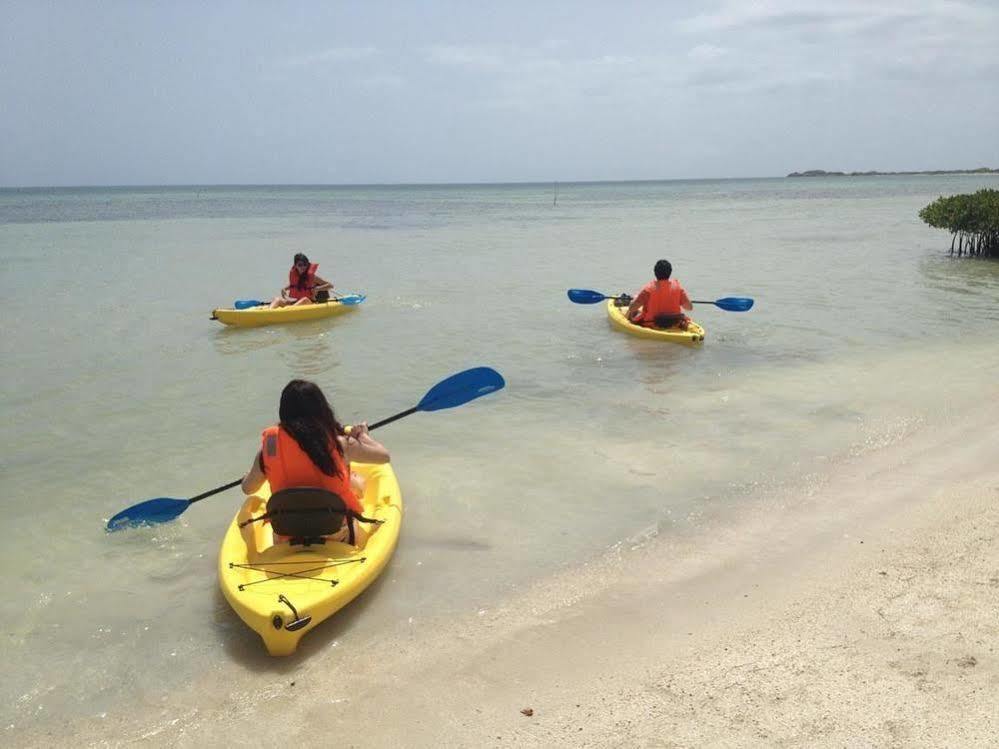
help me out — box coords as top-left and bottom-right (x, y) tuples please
(654, 259), (672, 280)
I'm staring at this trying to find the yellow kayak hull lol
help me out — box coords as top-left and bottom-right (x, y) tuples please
(606, 300), (706, 345)
(212, 300), (360, 328)
(218, 462), (403, 656)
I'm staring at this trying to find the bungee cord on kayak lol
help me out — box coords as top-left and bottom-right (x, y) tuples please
(228, 557), (367, 591)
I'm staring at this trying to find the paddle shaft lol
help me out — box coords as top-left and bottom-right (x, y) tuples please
(367, 406), (418, 431)
(234, 293), (355, 307)
(188, 479), (242, 505)
(617, 295), (744, 309)
(189, 407), (410, 505)
(570, 289), (750, 312)
(612, 295), (747, 312)
(615, 295), (714, 306)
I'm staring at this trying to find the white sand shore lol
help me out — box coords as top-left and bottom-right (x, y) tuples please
(43, 398), (999, 748)
(290, 400), (999, 748)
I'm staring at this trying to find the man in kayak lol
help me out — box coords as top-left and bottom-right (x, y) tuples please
(269, 253), (334, 308)
(626, 259), (693, 329)
(241, 379), (390, 548)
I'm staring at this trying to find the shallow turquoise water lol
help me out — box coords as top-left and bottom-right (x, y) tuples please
(2, 176), (999, 735)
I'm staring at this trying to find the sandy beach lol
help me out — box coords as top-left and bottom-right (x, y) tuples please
(58, 382), (996, 748)
(327, 402), (999, 748)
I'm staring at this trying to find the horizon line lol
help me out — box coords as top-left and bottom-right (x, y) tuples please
(2, 169), (997, 191)
(1, 175), (777, 190)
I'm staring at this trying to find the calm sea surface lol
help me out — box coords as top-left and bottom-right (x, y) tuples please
(2, 176), (999, 737)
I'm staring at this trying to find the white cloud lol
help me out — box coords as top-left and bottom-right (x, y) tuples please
(358, 74), (405, 90)
(423, 45), (508, 70)
(280, 46), (379, 68)
(678, 0), (996, 37)
(674, 0), (999, 92)
(420, 43), (659, 113)
(688, 45), (727, 62)
(422, 43), (638, 75)
(678, 1), (904, 34)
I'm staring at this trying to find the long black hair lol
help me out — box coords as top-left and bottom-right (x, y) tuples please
(292, 252), (311, 291)
(279, 379), (345, 477)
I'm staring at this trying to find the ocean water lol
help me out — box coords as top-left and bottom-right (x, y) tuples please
(2, 176), (999, 740)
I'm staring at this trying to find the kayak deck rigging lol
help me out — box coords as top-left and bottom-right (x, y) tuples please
(227, 556), (367, 590)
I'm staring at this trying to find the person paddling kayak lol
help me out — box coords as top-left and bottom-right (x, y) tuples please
(626, 259), (693, 329)
(240, 379), (390, 548)
(270, 253), (334, 309)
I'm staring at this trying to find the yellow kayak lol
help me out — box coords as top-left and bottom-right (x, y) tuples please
(606, 299), (705, 345)
(218, 462), (402, 656)
(211, 298), (363, 328)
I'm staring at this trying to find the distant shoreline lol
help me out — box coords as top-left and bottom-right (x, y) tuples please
(5, 172), (999, 190)
(787, 168), (999, 178)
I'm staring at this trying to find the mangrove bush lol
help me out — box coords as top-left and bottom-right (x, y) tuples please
(919, 188), (999, 258)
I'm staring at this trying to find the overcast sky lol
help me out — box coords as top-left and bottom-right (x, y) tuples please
(2, 1), (997, 186)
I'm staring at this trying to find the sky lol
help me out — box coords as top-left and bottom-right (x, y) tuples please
(1, 0), (997, 186)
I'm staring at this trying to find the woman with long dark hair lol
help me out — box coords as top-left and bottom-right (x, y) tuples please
(270, 252), (334, 308)
(241, 379), (390, 546)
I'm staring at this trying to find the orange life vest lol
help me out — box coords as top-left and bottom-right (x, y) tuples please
(260, 425), (360, 512)
(639, 279), (688, 322)
(287, 263), (319, 300)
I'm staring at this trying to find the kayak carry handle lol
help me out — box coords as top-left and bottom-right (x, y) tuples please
(278, 594), (312, 632)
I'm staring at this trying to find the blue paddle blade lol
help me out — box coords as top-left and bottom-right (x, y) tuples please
(106, 497), (191, 531)
(233, 299), (267, 310)
(336, 293), (366, 306)
(714, 297), (754, 312)
(567, 289), (609, 304)
(416, 367), (505, 412)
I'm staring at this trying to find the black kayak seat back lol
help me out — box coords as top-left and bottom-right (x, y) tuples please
(239, 487), (382, 546)
(265, 487), (349, 538)
(653, 313), (685, 329)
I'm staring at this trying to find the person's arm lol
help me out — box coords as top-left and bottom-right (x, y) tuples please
(627, 288), (649, 321)
(342, 423), (390, 464)
(241, 451), (266, 494)
(312, 275), (333, 292)
(680, 287), (692, 312)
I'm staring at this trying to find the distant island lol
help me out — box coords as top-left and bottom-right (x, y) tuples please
(788, 168), (999, 177)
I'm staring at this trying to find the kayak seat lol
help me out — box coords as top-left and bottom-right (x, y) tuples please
(239, 487), (382, 547)
(653, 314), (688, 330)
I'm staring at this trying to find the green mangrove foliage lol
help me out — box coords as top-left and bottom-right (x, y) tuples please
(919, 189), (999, 258)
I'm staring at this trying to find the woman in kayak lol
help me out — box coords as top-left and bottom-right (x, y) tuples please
(626, 259), (693, 329)
(269, 253), (334, 308)
(240, 379), (390, 547)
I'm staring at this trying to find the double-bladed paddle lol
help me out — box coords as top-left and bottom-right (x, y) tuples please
(232, 293), (367, 310)
(106, 366), (505, 531)
(566, 288), (754, 312)
(232, 294), (367, 309)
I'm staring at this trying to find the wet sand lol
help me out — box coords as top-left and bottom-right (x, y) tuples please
(58, 388), (999, 748)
